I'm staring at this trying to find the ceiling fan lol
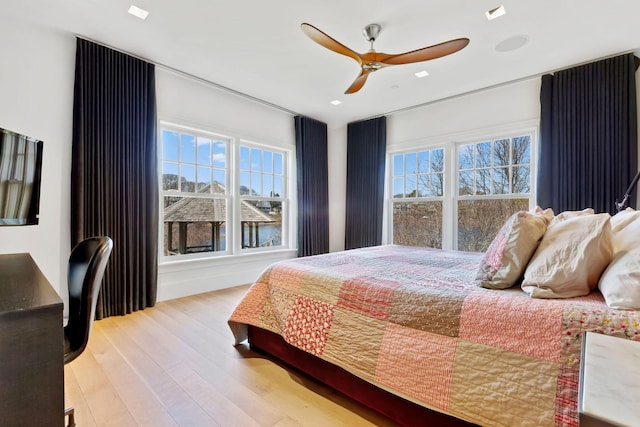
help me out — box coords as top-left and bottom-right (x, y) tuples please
(301, 23), (469, 94)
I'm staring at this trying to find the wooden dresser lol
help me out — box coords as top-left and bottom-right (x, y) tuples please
(0, 253), (64, 427)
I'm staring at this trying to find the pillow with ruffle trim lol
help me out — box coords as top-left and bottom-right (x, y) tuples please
(476, 207), (554, 290)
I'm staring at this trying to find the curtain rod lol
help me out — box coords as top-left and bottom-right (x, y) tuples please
(75, 35), (300, 117)
(371, 49), (637, 121)
(77, 35), (634, 123)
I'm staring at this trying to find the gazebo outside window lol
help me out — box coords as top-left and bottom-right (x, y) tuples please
(163, 196), (276, 255)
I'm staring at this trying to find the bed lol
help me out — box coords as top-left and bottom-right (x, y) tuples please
(228, 244), (640, 426)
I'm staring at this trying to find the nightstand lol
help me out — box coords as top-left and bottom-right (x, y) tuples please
(579, 332), (640, 426)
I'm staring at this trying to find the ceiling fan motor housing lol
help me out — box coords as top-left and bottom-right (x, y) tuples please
(363, 24), (381, 42)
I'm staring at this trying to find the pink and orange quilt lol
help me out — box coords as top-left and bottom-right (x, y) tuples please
(228, 245), (640, 426)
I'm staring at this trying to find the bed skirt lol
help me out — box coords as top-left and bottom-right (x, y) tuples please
(247, 325), (476, 427)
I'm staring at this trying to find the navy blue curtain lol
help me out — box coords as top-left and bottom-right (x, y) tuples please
(538, 53), (638, 215)
(345, 117), (387, 249)
(294, 116), (329, 257)
(72, 38), (158, 319)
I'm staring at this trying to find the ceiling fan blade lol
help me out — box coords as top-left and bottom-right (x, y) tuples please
(301, 23), (363, 64)
(345, 70), (371, 94)
(382, 38), (469, 65)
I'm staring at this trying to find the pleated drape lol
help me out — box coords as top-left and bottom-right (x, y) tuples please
(538, 53), (639, 214)
(71, 38), (158, 319)
(345, 116), (386, 250)
(294, 116), (329, 257)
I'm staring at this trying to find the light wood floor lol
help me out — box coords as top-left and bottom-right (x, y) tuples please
(64, 285), (397, 427)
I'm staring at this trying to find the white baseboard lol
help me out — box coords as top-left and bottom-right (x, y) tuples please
(156, 249), (296, 301)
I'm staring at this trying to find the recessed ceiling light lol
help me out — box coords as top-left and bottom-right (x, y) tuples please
(485, 5), (506, 20)
(128, 5), (149, 20)
(415, 70), (430, 78)
(330, 100), (342, 105)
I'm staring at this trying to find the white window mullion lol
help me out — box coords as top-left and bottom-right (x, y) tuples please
(439, 144), (451, 250)
(238, 142), (289, 251)
(232, 139), (242, 254)
(285, 150), (294, 248)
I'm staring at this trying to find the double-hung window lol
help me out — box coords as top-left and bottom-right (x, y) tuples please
(238, 143), (286, 249)
(159, 125), (289, 258)
(456, 135), (532, 251)
(389, 129), (535, 252)
(391, 147), (445, 248)
(161, 128), (230, 256)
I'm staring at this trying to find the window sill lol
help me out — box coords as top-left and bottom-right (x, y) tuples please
(158, 248), (297, 272)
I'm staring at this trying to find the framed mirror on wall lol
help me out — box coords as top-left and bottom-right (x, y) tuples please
(0, 127), (43, 225)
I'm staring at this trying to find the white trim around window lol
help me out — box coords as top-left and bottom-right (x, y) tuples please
(158, 120), (294, 263)
(386, 122), (538, 251)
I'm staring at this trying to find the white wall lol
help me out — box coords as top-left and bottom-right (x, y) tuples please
(386, 78), (542, 148)
(327, 125), (347, 252)
(326, 78), (543, 250)
(2, 12), (639, 303)
(387, 79), (542, 248)
(155, 69), (297, 301)
(0, 16), (297, 308)
(0, 19), (75, 300)
(321, 72), (640, 251)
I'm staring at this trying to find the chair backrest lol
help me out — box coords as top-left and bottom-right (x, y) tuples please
(64, 236), (113, 364)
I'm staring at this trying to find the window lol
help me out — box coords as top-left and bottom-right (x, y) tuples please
(458, 136), (531, 196)
(239, 144), (286, 249)
(389, 130), (535, 252)
(161, 128), (230, 256)
(160, 125), (289, 258)
(391, 148), (445, 248)
(456, 136), (531, 252)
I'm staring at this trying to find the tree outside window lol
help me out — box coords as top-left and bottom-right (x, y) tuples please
(457, 135), (532, 252)
(392, 148), (444, 248)
(390, 132), (534, 252)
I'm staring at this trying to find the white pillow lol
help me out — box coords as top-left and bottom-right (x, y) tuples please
(598, 251), (640, 309)
(610, 208), (640, 253)
(610, 207), (640, 233)
(598, 208), (640, 309)
(522, 213), (613, 298)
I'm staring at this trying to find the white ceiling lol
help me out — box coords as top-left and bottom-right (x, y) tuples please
(6, 0), (640, 128)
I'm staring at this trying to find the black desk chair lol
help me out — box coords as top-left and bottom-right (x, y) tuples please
(64, 236), (113, 427)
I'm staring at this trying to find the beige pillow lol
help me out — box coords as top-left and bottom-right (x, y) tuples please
(522, 213), (613, 298)
(598, 251), (640, 309)
(547, 207), (594, 228)
(476, 207), (554, 289)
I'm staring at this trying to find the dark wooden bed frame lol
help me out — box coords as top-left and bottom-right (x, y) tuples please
(247, 325), (476, 426)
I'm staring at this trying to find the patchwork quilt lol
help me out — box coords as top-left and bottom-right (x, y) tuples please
(228, 245), (640, 426)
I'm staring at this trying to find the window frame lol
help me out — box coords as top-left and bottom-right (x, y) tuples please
(386, 125), (537, 251)
(235, 139), (289, 253)
(158, 121), (292, 262)
(388, 146), (448, 249)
